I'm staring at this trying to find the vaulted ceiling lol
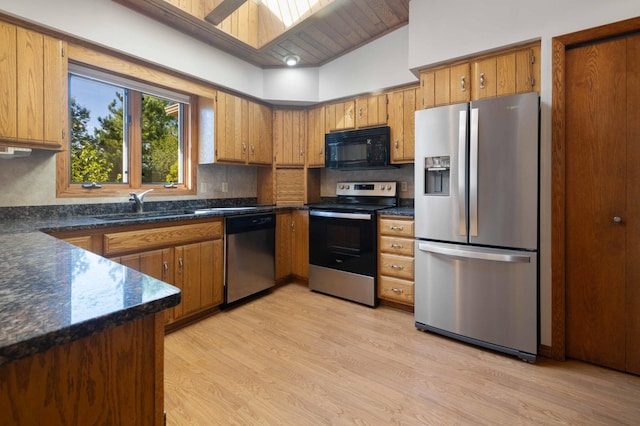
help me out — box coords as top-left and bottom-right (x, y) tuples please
(112, 0), (410, 68)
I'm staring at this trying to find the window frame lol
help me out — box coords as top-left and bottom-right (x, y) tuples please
(56, 45), (209, 198)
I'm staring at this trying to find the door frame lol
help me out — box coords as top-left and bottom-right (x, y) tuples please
(551, 16), (640, 361)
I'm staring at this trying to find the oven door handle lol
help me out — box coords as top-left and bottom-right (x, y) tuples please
(309, 210), (372, 220)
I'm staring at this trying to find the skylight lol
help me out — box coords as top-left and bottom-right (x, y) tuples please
(262, 0), (320, 28)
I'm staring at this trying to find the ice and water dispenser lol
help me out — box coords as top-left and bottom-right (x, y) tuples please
(424, 156), (450, 195)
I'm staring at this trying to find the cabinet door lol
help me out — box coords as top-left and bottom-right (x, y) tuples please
(516, 45), (540, 94)
(0, 24), (66, 147)
(199, 239), (223, 309)
(275, 212), (292, 280)
(356, 94), (387, 128)
(449, 63), (471, 103)
(420, 70), (435, 109)
(496, 52), (516, 97)
(248, 101), (272, 165)
(174, 241), (223, 318)
(389, 87), (418, 163)
(326, 100), (355, 131)
(472, 57), (497, 100)
(215, 92), (248, 163)
(274, 109), (305, 166)
(434, 68), (451, 106)
(306, 106), (325, 167)
(291, 210), (309, 279)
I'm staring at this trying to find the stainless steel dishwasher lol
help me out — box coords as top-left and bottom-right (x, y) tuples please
(225, 213), (275, 304)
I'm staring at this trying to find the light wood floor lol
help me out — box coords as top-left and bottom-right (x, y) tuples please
(164, 283), (640, 425)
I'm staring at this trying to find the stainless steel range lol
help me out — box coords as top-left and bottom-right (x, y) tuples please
(308, 181), (398, 307)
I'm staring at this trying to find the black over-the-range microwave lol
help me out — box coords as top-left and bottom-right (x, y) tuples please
(325, 126), (394, 170)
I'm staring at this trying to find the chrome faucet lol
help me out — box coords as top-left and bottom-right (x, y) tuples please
(129, 189), (154, 212)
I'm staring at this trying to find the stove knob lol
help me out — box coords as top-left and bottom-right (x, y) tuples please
(345, 184), (350, 189)
(380, 184), (385, 190)
(339, 184), (344, 189)
(387, 185), (392, 190)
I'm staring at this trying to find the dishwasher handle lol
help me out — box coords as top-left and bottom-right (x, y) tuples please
(226, 213), (275, 234)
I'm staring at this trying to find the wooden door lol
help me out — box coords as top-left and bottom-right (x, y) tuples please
(565, 34), (640, 374)
(215, 92), (247, 163)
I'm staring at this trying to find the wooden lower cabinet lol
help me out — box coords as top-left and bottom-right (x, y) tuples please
(173, 240), (223, 321)
(276, 210), (309, 281)
(59, 219), (224, 329)
(0, 313), (165, 425)
(377, 216), (415, 306)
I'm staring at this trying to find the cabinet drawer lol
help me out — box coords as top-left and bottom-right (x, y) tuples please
(379, 253), (414, 280)
(379, 236), (414, 256)
(104, 221), (222, 256)
(378, 276), (414, 305)
(379, 217), (414, 237)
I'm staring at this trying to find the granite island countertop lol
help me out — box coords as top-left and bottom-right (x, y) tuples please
(0, 231), (180, 366)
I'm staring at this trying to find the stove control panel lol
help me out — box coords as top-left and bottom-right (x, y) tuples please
(336, 181), (397, 197)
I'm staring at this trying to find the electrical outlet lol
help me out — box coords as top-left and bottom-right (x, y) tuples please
(221, 182), (229, 193)
(401, 181), (408, 192)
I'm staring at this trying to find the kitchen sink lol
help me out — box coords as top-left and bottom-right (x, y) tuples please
(93, 210), (194, 221)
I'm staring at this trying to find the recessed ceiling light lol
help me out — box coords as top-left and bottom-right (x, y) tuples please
(284, 55), (300, 66)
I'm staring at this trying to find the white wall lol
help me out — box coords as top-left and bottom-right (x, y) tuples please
(0, 0), (264, 97)
(408, 0), (640, 348)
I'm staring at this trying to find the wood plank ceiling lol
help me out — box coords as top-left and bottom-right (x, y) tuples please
(112, 0), (410, 68)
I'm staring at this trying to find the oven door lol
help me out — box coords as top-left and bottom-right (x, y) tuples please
(309, 210), (376, 276)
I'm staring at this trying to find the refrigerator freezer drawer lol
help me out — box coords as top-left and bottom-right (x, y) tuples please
(415, 241), (538, 358)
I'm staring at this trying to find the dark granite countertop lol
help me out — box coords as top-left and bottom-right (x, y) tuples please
(0, 231), (180, 366)
(377, 206), (414, 217)
(0, 202), (292, 365)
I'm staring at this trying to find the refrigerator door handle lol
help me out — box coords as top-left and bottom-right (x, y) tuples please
(458, 110), (467, 237)
(469, 107), (479, 237)
(418, 242), (532, 263)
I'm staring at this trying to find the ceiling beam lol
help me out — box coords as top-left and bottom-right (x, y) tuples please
(205, 0), (248, 25)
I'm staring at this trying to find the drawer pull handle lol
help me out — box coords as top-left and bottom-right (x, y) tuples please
(178, 258), (183, 274)
(390, 264), (404, 270)
(390, 287), (404, 294)
(390, 243), (404, 249)
(390, 226), (404, 231)
(163, 261), (169, 279)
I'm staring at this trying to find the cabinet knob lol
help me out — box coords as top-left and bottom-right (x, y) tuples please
(461, 76), (466, 92)
(390, 243), (404, 249)
(242, 142), (247, 154)
(390, 287), (404, 294)
(613, 216), (623, 223)
(390, 225), (404, 231)
(163, 261), (169, 278)
(479, 72), (485, 89)
(178, 258), (183, 274)
(390, 264), (404, 270)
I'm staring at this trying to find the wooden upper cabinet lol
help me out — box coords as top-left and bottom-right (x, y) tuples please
(516, 45), (541, 94)
(449, 63), (471, 103)
(215, 91), (248, 163)
(419, 70), (434, 109)
(355, 94), (387, 128)
(306, 105), (325, 167)
(325, 100), (355, 132)
(388, 86), (419, 164)
(472, 57), (497, 100)
(0, 22), (67, 149)
(214, 91), (272, 165)
(248, 101), (273, 165)
(472, 43), (541, 100)
(273, 108), (306, 166)
(420, 62), (470, 108)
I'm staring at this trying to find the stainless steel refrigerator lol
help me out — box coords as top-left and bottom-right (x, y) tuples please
(414, 92), (539, 361)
